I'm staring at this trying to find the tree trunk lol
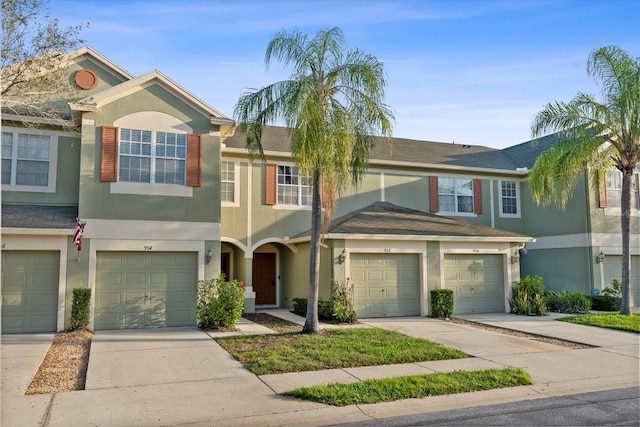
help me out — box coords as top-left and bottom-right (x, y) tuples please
(619, 169), (632, 315)
(302, 172), (322, 333)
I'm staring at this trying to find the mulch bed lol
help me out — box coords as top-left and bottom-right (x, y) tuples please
(26, 329), (93, 395)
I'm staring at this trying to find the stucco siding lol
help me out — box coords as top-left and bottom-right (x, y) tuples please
(520, 247), (592, 294)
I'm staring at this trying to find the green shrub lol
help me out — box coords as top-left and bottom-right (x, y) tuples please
(601, 279), (622, 297)
(509, 275), (547, 316)
(70, 288), (91, 330)
(292, 298), (307, 317)
(430, 289), (454, 318)
(330, 280), (357, 323)
(590, 295), (621, 311)
(544, 291), (591, 314)
(319, 300), (332, 320)
(196, 277), (245, 329)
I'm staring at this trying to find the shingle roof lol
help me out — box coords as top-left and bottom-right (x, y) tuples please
(224, 126), (521, 171)
(1, 204), (78, 229)
(293, 201), (532, 241)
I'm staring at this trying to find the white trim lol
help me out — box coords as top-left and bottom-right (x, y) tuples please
(1, 228), (73, 235)
(221, 236), (248, 254)
(490, 179), (495, 228)
(287, 233), (533, 244)
(82, 118), (95, 126)
(70, 46), (135, 80)
(380, 172), (385, 202)
(246, 162), (253, 252)
(498, 179), (521, 218)
(273, 204), (313, 211)
(110, 182), (193, 197)
(0, 114), (76, 128)
(83, 219), (220, 241)
(1, 127), (62, 193)
(0, 234), (69, 332)
(87, 239), (207, 330)
(251, 237), (298, 254)
(528, 233), (640, 254)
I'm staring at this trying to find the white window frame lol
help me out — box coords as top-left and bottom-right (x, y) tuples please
(1, 127), (59, 193)
(221, 160), (239, 207)
(603, 168), (640, 217)
(499, 180), (521, 218)
(437, 176), (475, 216)
(274, 163), (312, 209)
(118, 128), (187, 186)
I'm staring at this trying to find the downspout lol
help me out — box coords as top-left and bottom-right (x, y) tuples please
(585, 170), (596, 293)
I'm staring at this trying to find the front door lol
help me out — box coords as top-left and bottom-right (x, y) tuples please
(253, 253), (276, 305)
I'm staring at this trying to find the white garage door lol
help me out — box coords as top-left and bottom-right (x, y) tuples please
(603, 255), (640, 308)
(1, 251), (59, 333)
(350, 253), (420, 318)
(95, 252), (197, 330)
(444, 254), (505, 314)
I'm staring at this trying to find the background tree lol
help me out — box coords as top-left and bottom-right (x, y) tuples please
(530, 45), (639, 315)
(1, 0), (85, 129)
(234, 27), (394, 333)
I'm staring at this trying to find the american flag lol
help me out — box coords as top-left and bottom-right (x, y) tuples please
(73, 218), (85, 251)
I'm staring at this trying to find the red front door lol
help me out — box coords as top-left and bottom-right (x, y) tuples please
(253, 253), (276, 305)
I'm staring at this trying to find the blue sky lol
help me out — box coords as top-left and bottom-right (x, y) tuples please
(50, 0), (639, 149)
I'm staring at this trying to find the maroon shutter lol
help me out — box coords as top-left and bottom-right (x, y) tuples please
(265, 164), (277, 205)
(186, 134), (202, 187)
(473, 179), (483, 214)
(100, 126), (118, 182)
(429, 176), (439, 212)
(598, 170), (607, 208)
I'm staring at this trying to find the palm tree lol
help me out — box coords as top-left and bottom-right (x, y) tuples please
(234, 27), (394, 333)
(530, 45), (639, 315)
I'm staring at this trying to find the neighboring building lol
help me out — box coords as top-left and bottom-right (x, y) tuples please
(2, 48), (637, 333)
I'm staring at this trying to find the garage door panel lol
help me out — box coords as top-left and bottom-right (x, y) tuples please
(95, 252), (197, 330)
(444, 254), (505, 315)
(603, 255), (640, 308)
(1, 251), (59, 333)
(350, 253), (420, 318)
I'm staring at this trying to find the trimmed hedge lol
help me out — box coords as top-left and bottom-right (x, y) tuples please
(544, 290), (591, 314)
(430, 289), (454, 319)
(292, 298), (333, 321)
(70, 288), (91, 330)
(590, 295), (621, 312)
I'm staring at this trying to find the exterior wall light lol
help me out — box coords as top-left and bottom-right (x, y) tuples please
(336, 249), (347, 265)
(205, 248), (214, 264)
(596, 250), (605, 264)
(511, 252), (519, 264)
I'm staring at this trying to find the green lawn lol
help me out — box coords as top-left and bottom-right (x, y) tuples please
(558, 313), (640, 333)
(283, 368), (532, 406)
(216, 327), (468, 375)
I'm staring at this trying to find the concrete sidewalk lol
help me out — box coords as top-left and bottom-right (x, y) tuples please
(1, 312), (638, 426)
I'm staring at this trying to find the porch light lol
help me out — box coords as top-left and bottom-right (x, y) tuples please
(205, 248), (213, 264)
(511, 252), (519, 264)
(596, 250), (605, 264)
(336, 249), (347, 265)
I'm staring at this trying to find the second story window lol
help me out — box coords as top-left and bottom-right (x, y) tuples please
(221, 161), (235, 203)
(606, 170), (639, 209)
(118, 128), (186, 185)
(278, 165), (312, 206)
(438, 177), (473, 213)
(500, 180), (519, 215)
(2, 130), (55, 191)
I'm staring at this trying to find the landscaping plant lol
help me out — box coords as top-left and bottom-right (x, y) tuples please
(196, 277), (245, 329)
(544, 290), (591, 314)
(509, 275), (547, 316)
(329, 279), (357, 323)
(430, 289), (454, 319)
(70, 287), (91, 330)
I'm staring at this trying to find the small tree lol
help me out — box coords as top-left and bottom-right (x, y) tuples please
(1, 0), (86, 130)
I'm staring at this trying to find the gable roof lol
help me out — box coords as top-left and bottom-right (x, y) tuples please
(69, 69), (234, 126)
(289, 201), (532, 242)
(69, 46), (135, 81)
(223, 126), (523, 173)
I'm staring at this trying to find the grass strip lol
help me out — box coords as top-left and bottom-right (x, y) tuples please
(216, 327), (468, 375)
(558, 313), (640, 333)
(282, 368), (532, 406)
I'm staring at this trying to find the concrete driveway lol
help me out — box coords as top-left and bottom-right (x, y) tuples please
(2, 313), (639, 426)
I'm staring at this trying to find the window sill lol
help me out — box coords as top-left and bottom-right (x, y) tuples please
(499, 213), (521, 219)
(436, 211), (477, 218)
(110, 182), (193, 197)
(272, 204), (313, 211)
(2, 184), (56, 193)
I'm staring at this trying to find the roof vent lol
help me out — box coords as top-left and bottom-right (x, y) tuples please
(75, 69), (99, 90)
